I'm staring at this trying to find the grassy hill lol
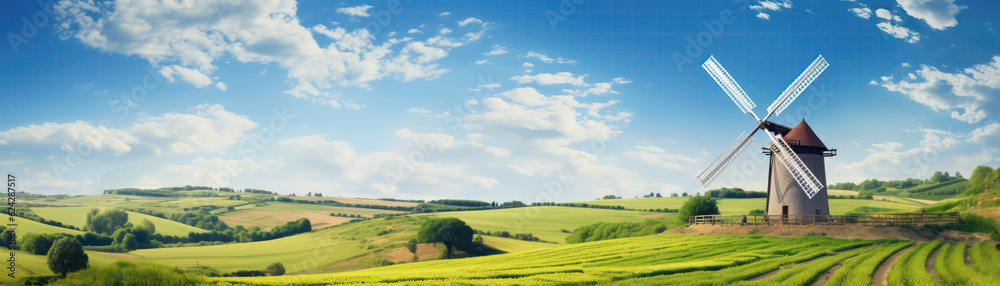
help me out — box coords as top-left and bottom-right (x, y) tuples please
(422, 206), (671, 243)
(30, 207), (210, 236)
(574, 197), (926, 216)
(216, 201), (405, 230)
(881, 179), (970, 200)
(211, 234), (920, 285)
(15, 216), (85, 236)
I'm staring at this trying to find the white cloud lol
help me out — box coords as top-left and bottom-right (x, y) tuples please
(749, 0), (792, 20)
(896, 0), (964, 30)
(438, 12), (450, 17)
(875, 8), (892, 20)
(902, 62), (911, 67)
(52, 0), (490, 109)
(336, 4), (374, 17)
(159, 65), (213, 88)
(458, 17), (483, 27)
(483, 44), (507, 56)
(407, 28), (422, 34)
(522, 62), (534, 67)
(613, 77), (632, 84)
(849, 7), (872, 19)
(636, 145), (665, 153)
(877, 56), (1000, 124)
(215, 81), (228, 91)
(475, 59), (489, 65)
(0, 104), (256, 156)
(511, 72), (589, 86)
(258, 68), (267, 75)
(876, 22), (921, 43)
(438, 28), (452, 35)
(523, 51), (575, 64)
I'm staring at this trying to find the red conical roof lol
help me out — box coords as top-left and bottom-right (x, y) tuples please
(783, 120), (827, 149)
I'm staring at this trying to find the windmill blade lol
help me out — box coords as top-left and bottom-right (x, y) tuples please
(767, 133), (823, 198)
(697, 129), (758, 187)
(703, 56), (756, 114)
(765, 55), (829, 119)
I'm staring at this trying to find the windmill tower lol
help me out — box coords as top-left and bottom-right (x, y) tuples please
(696, 55), (832, 223)
(761, 120), (836, 222)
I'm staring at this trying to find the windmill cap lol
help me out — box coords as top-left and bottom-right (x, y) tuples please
(782, 119), (828, 149)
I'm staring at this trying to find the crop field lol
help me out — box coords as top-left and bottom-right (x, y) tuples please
(15, 216), (85, 236)
(422, 206), (667, 242)
(283, 196), (420, 208)
(213, 234), (971, 285)
(574, 197), (925, 216)
(480, 236), (558, 253)
(217, 202), (405, 230)
(23, 194), (246, 215)
(30, 207), (209, 236)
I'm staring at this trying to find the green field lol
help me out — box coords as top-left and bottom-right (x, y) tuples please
(30, 207), (209, 236)
(480, 236), (558, 253)
(575, 197), (927, 216)
(423, 206), (669, 242)
(14, 217), (85, 236)
(212, 233), (939, 285)
(217, 201), (405, 230)
(22, 194), (247, 215)
(0, 250), (125, 284)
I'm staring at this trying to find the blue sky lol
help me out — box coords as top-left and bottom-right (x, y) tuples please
(2, 0), (999, 202)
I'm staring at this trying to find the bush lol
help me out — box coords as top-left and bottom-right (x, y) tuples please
(678, 196), (720, 224)
(566, 220), (670, 243)
(265, 262), (285, 276)
(47, 237), (89, 277)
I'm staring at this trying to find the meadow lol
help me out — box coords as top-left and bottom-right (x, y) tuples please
(217, 201), (404, 230)
(211, 233), (987, 285)
(30, 207), (209, 236)
(422, 206), (669, 242)
(575, 197), (927, 215)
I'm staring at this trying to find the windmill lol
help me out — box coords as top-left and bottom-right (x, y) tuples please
(697, 55), (835, 222)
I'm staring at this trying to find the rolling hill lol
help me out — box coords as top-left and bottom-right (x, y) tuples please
(30, 207), (210, 236)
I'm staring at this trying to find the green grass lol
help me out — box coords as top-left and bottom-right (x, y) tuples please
(31, 207), (209, 236)
(0, 250), (124, 284)
(209, 234), (888, 285)
(480, 236), (558, 253)
(421, 206), (667, 242)
(49, 261), (204, 286)
(739, 245), (870, 286)
(887, 241), (941, 286)
(574, 197), (926, 216)
(14, 217), (85, 236)
(127, 216), (430, 274)
(824, 240), (914, 285)
(969, 242), (1000, 279)
(217, 201), (404, 230)
(934, 243), (1000, 285)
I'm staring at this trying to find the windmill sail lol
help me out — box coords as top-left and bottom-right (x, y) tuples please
(766, 55), (828, 118)
(698, 130), (755, 186)
(767, 134), (823, 198)
(703, 56), (756, 114)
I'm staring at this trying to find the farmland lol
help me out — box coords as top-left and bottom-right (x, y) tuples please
(574, 197), (927, 216)
(216, 201), (405, 230)
(210, 233), (997, 285)
(422, 206), (670, 242)
(31, 207), (209, 236)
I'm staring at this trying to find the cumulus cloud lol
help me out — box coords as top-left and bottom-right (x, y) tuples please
(877, 56), (1000, 124)
(52, 0), (490, 109)
(336, 4), (374, 17)
(876, 22), (921, 43)
(849, 7), (872, 19)
(475, 59), (489, 65)
(896, 0), (964, 30)
(750, 0), (792, 20)
(522, 51), (576, 64)
(511, 72), (589, 86)
(483, 44), (507, 56)
(457, 17), (483, 27)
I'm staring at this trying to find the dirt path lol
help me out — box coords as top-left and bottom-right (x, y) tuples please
(927, 245), (943, 286)
(964, 244), (974, 268)
(810, 263), (843, 286)
(872, 245), (914, 286)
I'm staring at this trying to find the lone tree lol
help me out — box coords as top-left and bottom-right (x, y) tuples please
(678, 196), (720, 224)
(416, 217), (473, 258)
(405, 238), (419, 261)
(87, 208), (129, 235)
(47, 237), (89, 277)
(266, 262), (285, 276)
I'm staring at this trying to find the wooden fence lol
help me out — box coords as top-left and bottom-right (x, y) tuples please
(689, 212), (960, 226)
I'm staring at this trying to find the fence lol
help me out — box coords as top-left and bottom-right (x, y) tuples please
(689, 212), (960, 226)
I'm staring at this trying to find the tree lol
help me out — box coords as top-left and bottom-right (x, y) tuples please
(602, 195), (618, 200)
(929, 171), (945, 184)
(140, 219), (156, 235)
(406, 238), (419, 261)
(416, 218), (474, 259)
(955, 171), (964, 179)
(47, 237), (88, 277)
(671, 193), (679, 197)
(87, 208), (129, 235)
(122, 233), (138, 251)
(266, 262), (285, 276)
(655, 193), (662, 197)
(682, 192), (689, 197)
(473, 234), (484, 245)
(678, 196), (720, 224)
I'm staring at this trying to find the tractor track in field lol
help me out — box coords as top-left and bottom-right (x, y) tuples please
(927, 245), (943, 286)
(872, 244), (914, 286)
(747, 251), (835, 281)
(809, 263), (843, 286)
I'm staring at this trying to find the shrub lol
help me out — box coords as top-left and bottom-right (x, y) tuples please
(678, 196), (720, 224)
(265, 262), (285, 276)
(566, 220), (670, 243)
